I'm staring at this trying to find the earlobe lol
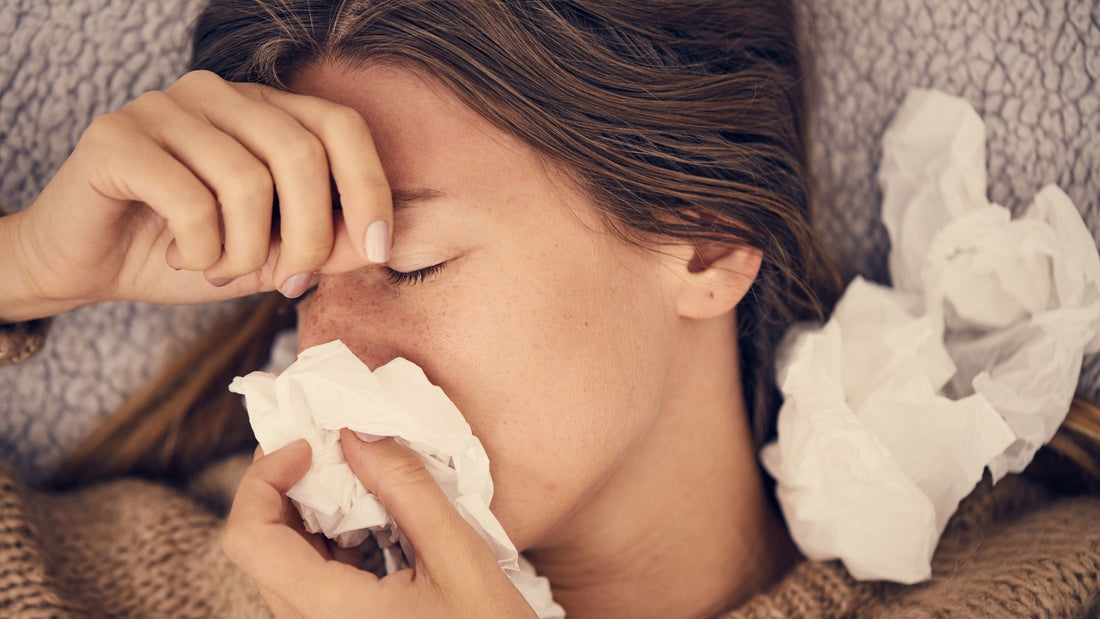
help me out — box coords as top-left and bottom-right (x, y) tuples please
(671, 245), (762, 320)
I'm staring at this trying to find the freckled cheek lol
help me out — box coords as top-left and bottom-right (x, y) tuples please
(298, 264), (655, 543)
(434, 281), (634, 531)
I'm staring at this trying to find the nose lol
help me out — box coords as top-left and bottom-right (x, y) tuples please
(296, 271), (402, 370)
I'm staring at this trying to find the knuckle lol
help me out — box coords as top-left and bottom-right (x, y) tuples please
(170, 70), (236, 105)
(278, 242), (332, 276)
(220, 524), (251, 564)
(362, 173), (391, 202)
(282, 133), (327, 170)
(222, 250), (269, 276)
(173, 199), (217, 231)
(179, 185), (218, 216)
(381, 453), (432, 490)
(282, 240), (331, 268)
(358, 169), (389, 192)
(353, 167), (391, 199)
(174, 69), (220, 90)
(221, 163), (274, 207)
(81, 112), (130, 147)
(127, 89), (172, 115)
(189, 252), (222, 272)
(320, 105), (368, 137)
(172, 235), (220, 272)
(234, 80), (266, 98)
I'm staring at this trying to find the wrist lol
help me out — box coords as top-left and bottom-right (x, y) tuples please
(0, 211), (90, 323)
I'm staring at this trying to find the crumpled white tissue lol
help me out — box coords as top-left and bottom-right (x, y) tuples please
(761, 88), (1100, 584)
(229, 340), (565, 619)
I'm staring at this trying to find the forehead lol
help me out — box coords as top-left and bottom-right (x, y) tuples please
(290, 61), (611, 242)
(289, 62), (530, 192)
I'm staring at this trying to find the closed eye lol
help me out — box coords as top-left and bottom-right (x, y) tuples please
(385, 262), (448, 286)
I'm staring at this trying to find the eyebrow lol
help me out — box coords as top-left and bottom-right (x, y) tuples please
(392, 188), (447, 210)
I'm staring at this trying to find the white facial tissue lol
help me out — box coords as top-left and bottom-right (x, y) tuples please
(230, 340), (564, 619)
(761, 89), (1100, 584)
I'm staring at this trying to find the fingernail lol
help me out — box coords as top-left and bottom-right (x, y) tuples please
(365, 220), (391, 263)
(279, 272), (313, 298)
(209, 277), (235, 288)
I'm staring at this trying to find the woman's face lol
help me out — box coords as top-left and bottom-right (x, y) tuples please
(292, 63), (683, 550)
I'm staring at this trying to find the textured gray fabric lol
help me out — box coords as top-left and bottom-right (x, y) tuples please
(1, 0), (1098, 484)
(0, 0), (246, 484)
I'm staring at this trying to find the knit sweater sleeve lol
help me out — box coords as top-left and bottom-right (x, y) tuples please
(0, 318), (50, 366)
(0, 205), (50, 365)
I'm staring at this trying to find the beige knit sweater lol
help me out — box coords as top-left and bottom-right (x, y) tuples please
(0, 452), (1097, 618)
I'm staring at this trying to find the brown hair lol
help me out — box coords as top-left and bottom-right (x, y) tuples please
(52, 294), (289, 487)
(1030, 398), (1100, 494)
(54, 0), (1100, 494)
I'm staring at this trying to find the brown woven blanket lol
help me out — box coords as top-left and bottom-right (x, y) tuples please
(1, 455), (1098, 618)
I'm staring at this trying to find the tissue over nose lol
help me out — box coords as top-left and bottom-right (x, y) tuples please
(229, 340), (564, 618)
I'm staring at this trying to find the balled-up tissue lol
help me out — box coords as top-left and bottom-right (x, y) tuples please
(761, 89), (1100, 584)
(229, 340), (565, 618)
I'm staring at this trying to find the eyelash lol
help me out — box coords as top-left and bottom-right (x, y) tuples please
(385, 262), (447, 286)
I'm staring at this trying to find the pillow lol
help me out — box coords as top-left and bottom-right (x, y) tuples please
(0, 0), (245, 484)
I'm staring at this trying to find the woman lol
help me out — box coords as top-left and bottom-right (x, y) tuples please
(3, 1), (825, 614)
(1, 1), (1097, 617)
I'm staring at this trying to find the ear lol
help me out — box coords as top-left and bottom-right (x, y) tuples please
(661, 243), (762, 320)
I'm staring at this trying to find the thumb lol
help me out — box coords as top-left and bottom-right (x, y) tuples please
(339, 429), (499, 583)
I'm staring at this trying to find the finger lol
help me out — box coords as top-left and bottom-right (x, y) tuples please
(168, 72), (337, 293)
(290, 516), (335, 562)
(80, 114), (222, 271)
(125, 90), (274, 281)
(254, 583), (304, 619)
(223, 440), (329, 589)
(225, 439), (384, 616)
(225, 439), (312, 542)
(318, 217), (376, 274)
(199, 227), (281, 295)
(339, 430), (498, 584)
(249, 85), (392, 266)
(230, 203), (360, 281)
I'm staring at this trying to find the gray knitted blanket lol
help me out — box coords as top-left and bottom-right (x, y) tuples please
(1, 0), (1098, 484)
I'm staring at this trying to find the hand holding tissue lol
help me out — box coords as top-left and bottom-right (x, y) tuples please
(761, 89), (1100, 584)
(229, 340), (564, 618)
